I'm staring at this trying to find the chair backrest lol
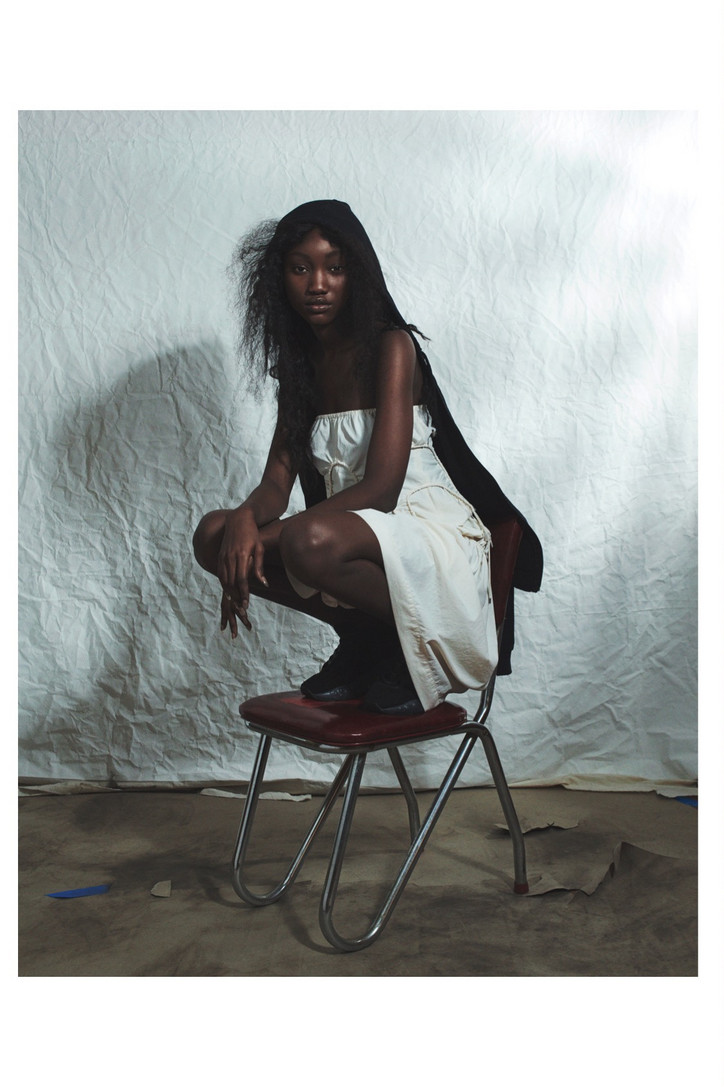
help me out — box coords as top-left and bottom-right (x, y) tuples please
(489, 518), (523, 632)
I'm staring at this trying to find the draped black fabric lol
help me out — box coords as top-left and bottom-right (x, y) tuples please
(278, 199), (543, 675)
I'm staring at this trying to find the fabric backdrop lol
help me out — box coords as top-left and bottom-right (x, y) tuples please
(18, 110), (697, 790)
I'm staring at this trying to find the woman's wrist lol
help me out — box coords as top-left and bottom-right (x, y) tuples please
(230, 505), (258, 528)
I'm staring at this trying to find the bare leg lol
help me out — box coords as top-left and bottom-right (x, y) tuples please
(192, 508), (391, 628)
(278, 510), (393, 623)
(193, 507), (418, 709)
(278, 510), (423, 711)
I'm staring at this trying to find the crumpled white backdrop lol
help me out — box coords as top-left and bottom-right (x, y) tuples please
(18, 110), (697, 790)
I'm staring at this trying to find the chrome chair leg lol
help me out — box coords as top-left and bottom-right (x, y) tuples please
(477, 726), (529, 893)
(388, 747), (421, 840)
(231, 738), (355, 906)
(319, 734), (479, 952)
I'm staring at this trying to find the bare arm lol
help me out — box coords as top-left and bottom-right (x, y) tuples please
(217, 420), (296, 623)
(236, 421), (297, 527)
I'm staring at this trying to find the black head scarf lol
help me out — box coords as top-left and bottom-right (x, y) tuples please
(277, 199), (543, 673)
(277, 199), (399, 311)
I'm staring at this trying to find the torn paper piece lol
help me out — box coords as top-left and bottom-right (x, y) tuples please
(260, 791), (312, 802)
(150, 880), (172, 898)
(200, 788), (247, 799)
(496, 814), (579, 834)
(21, 781), (120, 796)
(46, 884), (111, 899)
(525, 840), (623, 896)
(512, 776), (698, 794)
(200, 788), (311, 801)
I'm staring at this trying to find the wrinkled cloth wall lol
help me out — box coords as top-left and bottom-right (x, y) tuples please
(18, 110), (697, 789)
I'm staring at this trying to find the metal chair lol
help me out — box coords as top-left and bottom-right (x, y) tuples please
(231, 517), (529, 951)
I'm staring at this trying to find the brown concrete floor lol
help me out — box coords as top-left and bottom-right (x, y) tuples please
(18, 786), (697, 976)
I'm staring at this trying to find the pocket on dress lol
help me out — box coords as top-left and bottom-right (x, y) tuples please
(404, 484), (491, 583)
(404, 484), (490, 539)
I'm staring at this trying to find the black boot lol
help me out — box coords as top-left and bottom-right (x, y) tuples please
(300, 617), (398, 702)
(361, 648), (424, 716)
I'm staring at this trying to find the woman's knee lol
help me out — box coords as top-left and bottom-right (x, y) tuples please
(279, 515), (339, 582)
(192, 509), (227, 571)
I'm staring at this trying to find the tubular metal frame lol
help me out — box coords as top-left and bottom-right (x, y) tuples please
(230, 672), (529, 952)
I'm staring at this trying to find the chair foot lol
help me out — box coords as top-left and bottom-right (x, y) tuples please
(232, 739), (354, 906)
(476, 726), (528, 893)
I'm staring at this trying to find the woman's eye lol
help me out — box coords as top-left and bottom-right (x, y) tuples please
(329, 265), (345, 274)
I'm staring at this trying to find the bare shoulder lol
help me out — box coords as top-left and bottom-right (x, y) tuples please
(375, 328), (423, 403)
(379, 328), (416, 365)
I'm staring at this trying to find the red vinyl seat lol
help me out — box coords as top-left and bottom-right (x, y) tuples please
(231, 517), (529, 951)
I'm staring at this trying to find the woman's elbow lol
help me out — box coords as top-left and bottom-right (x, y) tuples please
(372, 483), (402, 513)
(360, 467), (405, 513)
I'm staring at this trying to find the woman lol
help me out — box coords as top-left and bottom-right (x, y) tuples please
(193, 199), (542, 715)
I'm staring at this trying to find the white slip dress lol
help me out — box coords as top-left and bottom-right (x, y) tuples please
(287, 405), (499, 711)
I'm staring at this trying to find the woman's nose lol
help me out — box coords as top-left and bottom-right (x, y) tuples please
(308, 269), (328, 293)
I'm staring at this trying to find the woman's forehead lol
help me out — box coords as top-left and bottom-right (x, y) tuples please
(286, 228), (343, 258)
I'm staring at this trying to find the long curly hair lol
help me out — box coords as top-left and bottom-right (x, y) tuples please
(229, 214), (426, 472)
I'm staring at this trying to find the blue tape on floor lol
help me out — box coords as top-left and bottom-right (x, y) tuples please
(674, 797), (698, 808)
(46, 884), (111, 898)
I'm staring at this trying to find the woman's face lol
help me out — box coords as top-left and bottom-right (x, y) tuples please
(283, 228), (350, 329)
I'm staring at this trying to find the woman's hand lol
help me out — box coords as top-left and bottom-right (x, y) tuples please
(216, 508), (268, 632)
(220, 590), (248, 638)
